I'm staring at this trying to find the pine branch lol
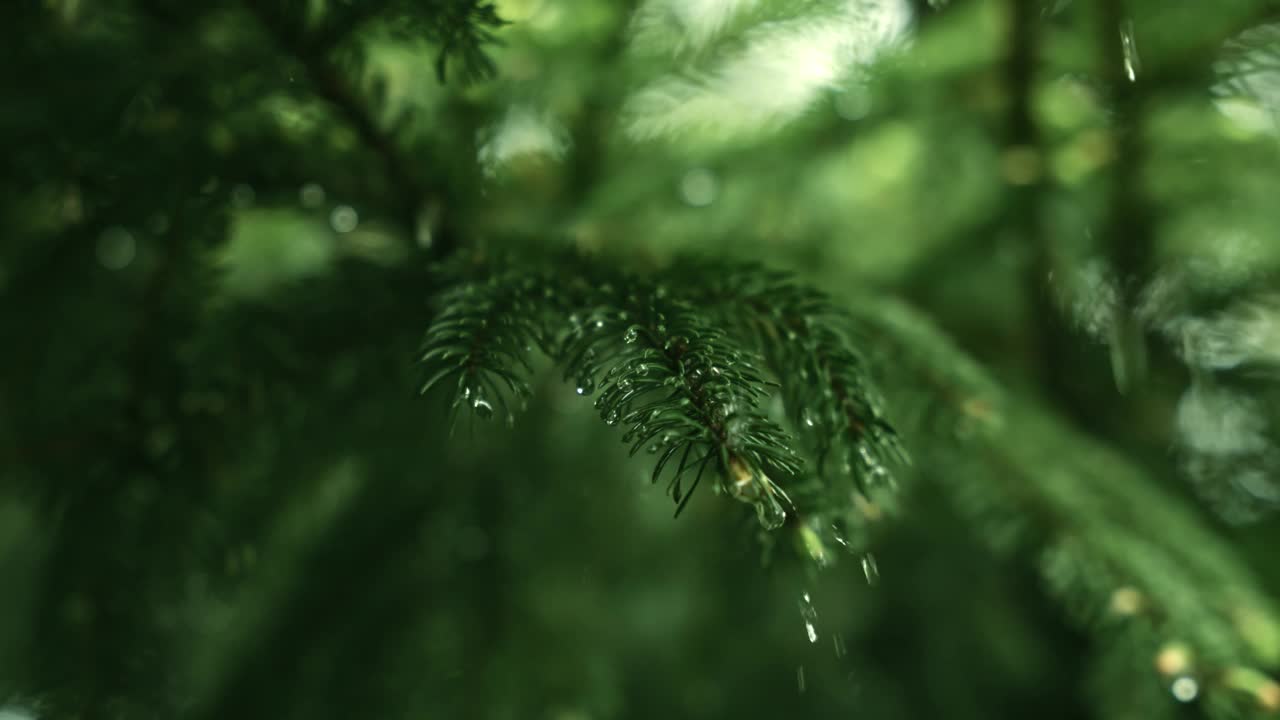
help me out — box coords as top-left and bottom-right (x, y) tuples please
(691, 263), (907, 495)
(561, 277), (803, 525)
(239, 0), (504, 260)
(243, 2), (435, 242)
(848, 295), (1280, 716)
(419, 257), (553, 426)
(420, 255), (808, 528)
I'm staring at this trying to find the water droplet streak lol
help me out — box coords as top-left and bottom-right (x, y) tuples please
(799, 591), (819, 643)
(1120, 20), (1141, 82)
(861, 552), (880, 585)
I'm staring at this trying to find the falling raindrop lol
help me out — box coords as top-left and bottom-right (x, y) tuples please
(1171, 675), (1199, 703)
(1109, 310), (1148, 394)
(799, 523), (830, 569)
(96, 227), (136, 270)
(802, 409), (817, 428)
(831, 523), (852, 550)
(416, 204), (437, 249)
(860, 552), (880, 585)
(799, 591), (819, 643)
(833, 633), (848, 658)
(796, 665), (806, 694)
(1120, 20), (1141, 82)
(330, 205), (359, 233)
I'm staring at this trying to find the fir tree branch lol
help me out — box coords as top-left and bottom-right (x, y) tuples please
(419, 258), (552, 425)
(561, 277), (803, 524)
(849, 296), (1280, 715)
(420, 256), (807, 526)
(689, 263), (906, 495)
(246, 2), (424, 215)
(240, 1), (455, 257)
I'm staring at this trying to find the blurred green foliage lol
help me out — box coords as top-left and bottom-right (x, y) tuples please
(4, 0), (1280, 719)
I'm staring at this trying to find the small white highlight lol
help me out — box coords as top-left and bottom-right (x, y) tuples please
(1171, 676), (1199, 703)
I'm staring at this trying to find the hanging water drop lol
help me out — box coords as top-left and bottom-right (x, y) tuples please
(623, 325), (640, 344)
(726, 458), (790, 531)
(1120, 20), (1141, 82)
(755, 488), (787, 530)
(861, 552), (880, 585)
(856, 444), (875, 469)
(472, 395), (494, 420)
(576, 377), (595, 396)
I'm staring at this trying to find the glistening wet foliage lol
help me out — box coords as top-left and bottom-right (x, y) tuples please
(4, 1), (1280, 719)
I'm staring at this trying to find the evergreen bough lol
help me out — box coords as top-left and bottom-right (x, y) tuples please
(4, 0), (1280, 718)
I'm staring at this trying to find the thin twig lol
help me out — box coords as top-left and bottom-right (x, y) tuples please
(242, 2), (457, 259)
